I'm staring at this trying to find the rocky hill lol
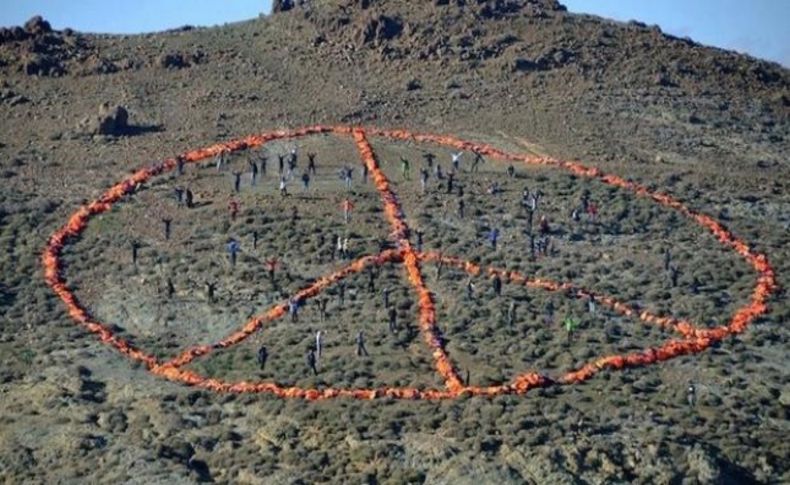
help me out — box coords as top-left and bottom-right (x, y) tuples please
(0, 1), (787, 482)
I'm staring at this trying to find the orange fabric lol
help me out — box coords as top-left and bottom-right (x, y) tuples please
(42, 125), (777, 399)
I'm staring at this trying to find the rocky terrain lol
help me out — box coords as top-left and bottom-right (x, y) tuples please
(0, 0), (788, 482)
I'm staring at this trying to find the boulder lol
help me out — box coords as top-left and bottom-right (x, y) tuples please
(79, 103), (130, 136)
(157, 52), (188, 69)
(355, 14), (403, 45)
(23, 16), (52, 36)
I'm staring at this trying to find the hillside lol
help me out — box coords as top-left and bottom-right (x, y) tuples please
(0, 0), (787, 482)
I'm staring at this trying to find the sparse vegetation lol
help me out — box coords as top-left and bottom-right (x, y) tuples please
(0, 0), (787, 482)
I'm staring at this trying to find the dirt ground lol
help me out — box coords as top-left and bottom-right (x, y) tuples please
(0, 1), (788, 483)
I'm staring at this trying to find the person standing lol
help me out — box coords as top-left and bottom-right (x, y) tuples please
(131, 240), (140, 265)
(278, 154), (285, 175)
(488, 228), (500, 249)
(265, 257), (278, 283)
(232, 171), (242, 193)
(205, 281), (216, 303)
(289, 298), (299, 323)
(306, 348), (317, 375)
(161, 217), (172, 240)
(492, 274), (502, 297)
(174, 186), (185, 205)
(400, 157), (411, 180)
(451, 152), (462, 172)
(315, 330), (324, 361)
(465, 277), (475, 300)
(341, 198), (354, 224)
(356, 331), (369, 357)
(388, 307), (397, 334)
(307, 153), (317, 175)
(279, 176), (288, 197)
(367, 268), (376, 293)
(259, 155), (268, 176)
(249, 159), (259, 186)
(317, 298), (328, 322)
(257, 346), (268, 370)
(471, 151), (484, 173)
(228, 199), (240, 221)
(335, 235), (343, 260)
(227, 239), (240, 267)
(342, 237), (350, 259)
(687, 381), (696, 407)
(420, 167), (429, 193)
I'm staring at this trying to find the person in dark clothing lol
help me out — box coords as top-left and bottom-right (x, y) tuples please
(670, 265), (680, 287)
(161, 217), (172, 240)
(257, 346), (268, 370)
(307, 153), (317, 175)
(176, 156), (185, 176)
(367, 269), (376, 293)
(185, 188), (194, 208)
(289, 298), (299, 323)
(465, 277), (475, 300)
(249, 159), (259, 186)
(252, 231), (258, 250)
(492, 274), (502, 297)
(506, 165), (515, 178)
(317, 298), (329, 322)
(382, 287), (390, 308)
(259, 155), (268, 176)
(301, 171), (310, 190)
(507, 301), (517, 326)
(277, 154), (285, 175)
(446, 172), (454, 194)
(663, 248), (671, 271)
(356, 331), (369, 357)
(388, 307), (397, 334)
(306, 349), (318, 375)
(131, 240), (140, 265)
(166, 278), (175, 299)
(338, 282), (346, 306)
(233, 171), (242, 193)
(205, 281), (216, 303)
(471, 151), (485, 172)
(416, 230), (424, 252)
(458, 199), (465, 219)
(174, 186), (185, 205)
